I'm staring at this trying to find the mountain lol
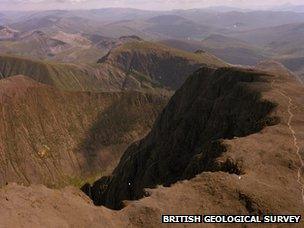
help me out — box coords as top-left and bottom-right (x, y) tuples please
(256, 60), (303, 84)
(276, 56), (304, 81)
(52, 31), (92, 47)
(88, 8), (161, 22)
(1, 7), (304, 226)
(144, 15), (211, 39)
(0, 65), (303, 225)
(0, 29), (104, 63)
(97, 14), (214, 40)
(272, 4), (304, 13)
(175, 10), (304, 31)
(1, 30), (72, 58)
(161, 35), (267, 66)
(4, 9), (304, 39)
(0, 39), (226, 92)
(0, 13), (5, 25)
(84, 65), (304, 216)
(98, 41), (227, 90)
(232, 23), (304, 79)
(0, 75), (169, 187)
(233, 22), (304, 48)
(200, 34), (268, 65)
(0, 54), (163, 92)
(0, 26), (19, 40)
(10, 15), (104, 35)
(95, 35), (142, 50)
(0, 55), (112, 91)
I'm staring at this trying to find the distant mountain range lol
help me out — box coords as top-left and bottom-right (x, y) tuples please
(271, 4), (304, 13)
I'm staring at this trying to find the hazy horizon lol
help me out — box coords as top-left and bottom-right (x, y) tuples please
(1, 0), (304, 11)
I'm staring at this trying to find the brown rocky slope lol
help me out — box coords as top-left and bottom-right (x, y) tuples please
(97, 41), (227, 90)
(85, 65), (304, 215)
(0, 65), (304, 227)
(0, 75), (169, 187)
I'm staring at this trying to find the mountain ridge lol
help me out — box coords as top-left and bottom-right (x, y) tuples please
(83, 65), (304, 216)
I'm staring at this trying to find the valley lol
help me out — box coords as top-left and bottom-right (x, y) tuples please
(0, 75), (169, 187)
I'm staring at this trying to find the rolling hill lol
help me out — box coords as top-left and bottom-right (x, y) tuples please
(10, 15), (105, 35)
(200, 34), (268, 65)
(175, 10), (304, 31)
(161, 35), (267, 66)
(144, 15), (211, 39)
(232, 23), (304, 79)
(233, 22), (304, 49)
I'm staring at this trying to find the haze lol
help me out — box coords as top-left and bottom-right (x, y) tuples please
(1, 0), (304, 11)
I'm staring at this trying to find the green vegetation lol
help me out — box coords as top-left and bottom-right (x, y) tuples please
(0, 55), (102, 91)
(128, 69), (163, 89)
(115, 41), (227, 66)
(66, 172), (103, 188)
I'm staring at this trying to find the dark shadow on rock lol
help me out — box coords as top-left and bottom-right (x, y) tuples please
(75, 92), (168, 176)
(83, 67), (280, 210)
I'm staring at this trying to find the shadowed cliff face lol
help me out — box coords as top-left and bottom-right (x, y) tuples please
(85, 67), (279, 209)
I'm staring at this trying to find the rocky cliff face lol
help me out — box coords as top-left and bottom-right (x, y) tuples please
(86, 66), (280, 209)
(0, 75), (169, 187)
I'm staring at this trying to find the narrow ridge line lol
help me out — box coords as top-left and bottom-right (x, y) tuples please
(272, 80), (304, 205)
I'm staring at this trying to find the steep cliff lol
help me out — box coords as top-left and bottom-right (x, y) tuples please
(86, 66), (304, 214)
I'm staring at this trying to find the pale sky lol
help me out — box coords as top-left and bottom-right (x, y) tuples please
(0, 0), (304, 11)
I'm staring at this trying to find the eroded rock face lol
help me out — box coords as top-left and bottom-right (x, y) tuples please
(86, 67), (279, 209)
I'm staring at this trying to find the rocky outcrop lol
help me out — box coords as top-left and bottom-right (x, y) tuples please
(86, 66), (279, 209)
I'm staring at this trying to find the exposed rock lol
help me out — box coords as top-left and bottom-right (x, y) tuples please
(87, 66), (280, 209)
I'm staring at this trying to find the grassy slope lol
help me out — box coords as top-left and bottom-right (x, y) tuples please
(1, 40), (227, 92)
(111, 41), (226, 66)
(0, 55), (101, 91)
(0, 75), (169, 187)
(101, 41), (227, 90)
